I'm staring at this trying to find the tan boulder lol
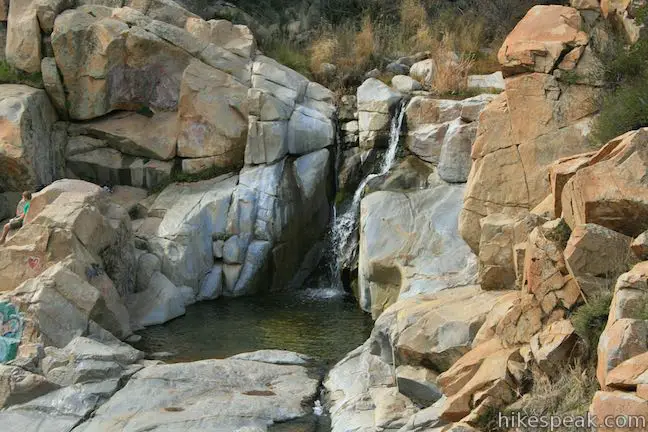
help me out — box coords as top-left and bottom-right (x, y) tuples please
(601, 0), (633, 17)
(631, 231), (648, 260)
(177, 60), (248, 166)
(460, 74), (597, 253)
(523, 220), (583, 314)
(530, 319), (579, 376)
(478, 213), (548, 291)
(548, 152), (596, 217)
(472, 291), (521, 347)
(608, 263), (648, 324)
(370, 387), (419, 430)
(439, 339), (520, 422)
(562, 128), (648, 238)
(185, 17), (256, 59)
(495, 293), (545, 346)
(478, 214), (517, 291)
(52, 9), (194, 120)
(369, 286), (509, 373)
(6, 0), (41, 73)
(564, 224), (635, 279)
(6, 262), (132, 346)
(0, 364), (58, 408)
(0, 85), (61, 192)
(589, 391), (648, 431)
(606, 351), (648, 390)
(498, 5), (588, 76)
(598, 318), (648, 389)
(68, 111), (178, 160)
(0, 180), (136, 299)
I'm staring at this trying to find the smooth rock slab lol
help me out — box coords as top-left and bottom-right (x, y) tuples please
(71, 357), (320, 431)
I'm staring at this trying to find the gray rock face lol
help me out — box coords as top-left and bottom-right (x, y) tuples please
(229, 350), (313, 366)
(147, 174), (238, 288)
(437, 119), (478, 183)
(127, 271), (187, 327)
(71, 357), (320, 431)
(0, 85), (61, 192)
(358, 184), (478, 317)
(324, 342), (412, 432)
(357, 78), (402, 149)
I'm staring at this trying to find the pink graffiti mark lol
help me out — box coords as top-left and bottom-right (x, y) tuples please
(27, 256), (41, 271)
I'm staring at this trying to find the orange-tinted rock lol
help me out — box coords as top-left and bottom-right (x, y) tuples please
(548, 152), (596, 217)
(562, 128), (648, 238)
(498, 5), (588, 76)
(607, 351), (648, 390)
(564, 224), (635, 279)
(589, 391), (648, 432)
(598, 319), (648, 389)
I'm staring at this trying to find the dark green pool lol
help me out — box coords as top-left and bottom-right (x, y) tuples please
(135, 287), (374, 366)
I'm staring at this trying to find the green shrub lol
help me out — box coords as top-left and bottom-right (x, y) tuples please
(0, 60), (43, 88)
(591, 79), (648, 144)
(590, 5), (648, 145)
(261, 38), (313, 79)
(571, 291), (613, 353)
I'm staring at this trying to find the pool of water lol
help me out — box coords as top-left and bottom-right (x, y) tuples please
(135, 287), (374, 367)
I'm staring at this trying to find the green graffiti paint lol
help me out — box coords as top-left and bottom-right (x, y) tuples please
(0, 301), (23, 363)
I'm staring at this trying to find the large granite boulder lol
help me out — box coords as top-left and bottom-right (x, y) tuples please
(369, 286), (512, 372)
(324, 342), (400, 432)
(0, 180), (136, 300)
(51, 9), (194, 120)
(3, 263), (132, 347)
(562, 128), (648, 238)
(498, 5), (588, 76)
(70, 356), (319, 431)
(0, 85), (61, 192)
(146, 174), (238, 289)
(357, 78), (402, 149)
(68, 111), (178, 161)
(358, 184), (478, 317)
(176, 59), (249, 166)
(6, 0), (41, 73)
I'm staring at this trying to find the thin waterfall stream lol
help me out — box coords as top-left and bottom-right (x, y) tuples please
(329, 102), (406, 287)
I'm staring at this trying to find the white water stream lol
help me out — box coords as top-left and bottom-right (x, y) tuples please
(329, 102), (406, 287)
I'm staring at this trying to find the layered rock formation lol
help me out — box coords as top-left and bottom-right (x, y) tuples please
(459, 4), (604, 253)
(2, 0), (335, 191)
(327, 2), (648, 430)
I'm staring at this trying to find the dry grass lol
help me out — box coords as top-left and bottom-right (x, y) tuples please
(431, 44), (475, 95)
(477, 361), (599, 432)
(354, 16), (376, 66)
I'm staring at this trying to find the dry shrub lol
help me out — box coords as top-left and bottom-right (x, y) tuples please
(400, 0), (428, 31)
(432, 44), (475, 94)
(354, 16), (376, 66)
(309, 33), (337, 73)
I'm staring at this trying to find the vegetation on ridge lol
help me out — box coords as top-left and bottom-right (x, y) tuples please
(220, 0), (563, 93)
(591, 5), (648, 145)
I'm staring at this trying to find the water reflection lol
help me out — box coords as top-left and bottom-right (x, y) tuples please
(136, 288), (374, 366)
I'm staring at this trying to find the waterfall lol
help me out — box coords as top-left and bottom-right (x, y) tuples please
(328, 102), (406, 287)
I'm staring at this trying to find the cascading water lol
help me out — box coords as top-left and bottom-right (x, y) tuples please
(329, 102), (406, 288)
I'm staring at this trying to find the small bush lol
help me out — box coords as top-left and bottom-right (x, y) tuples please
(262, 38), (312, 79)
(590, 5), (648, 145)
(571, 290), (613, 354)
(431, 47), (475, 95)
(0, 60), (43, 88)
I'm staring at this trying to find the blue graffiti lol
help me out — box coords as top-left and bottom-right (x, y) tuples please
(0, 301), (23, 363)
